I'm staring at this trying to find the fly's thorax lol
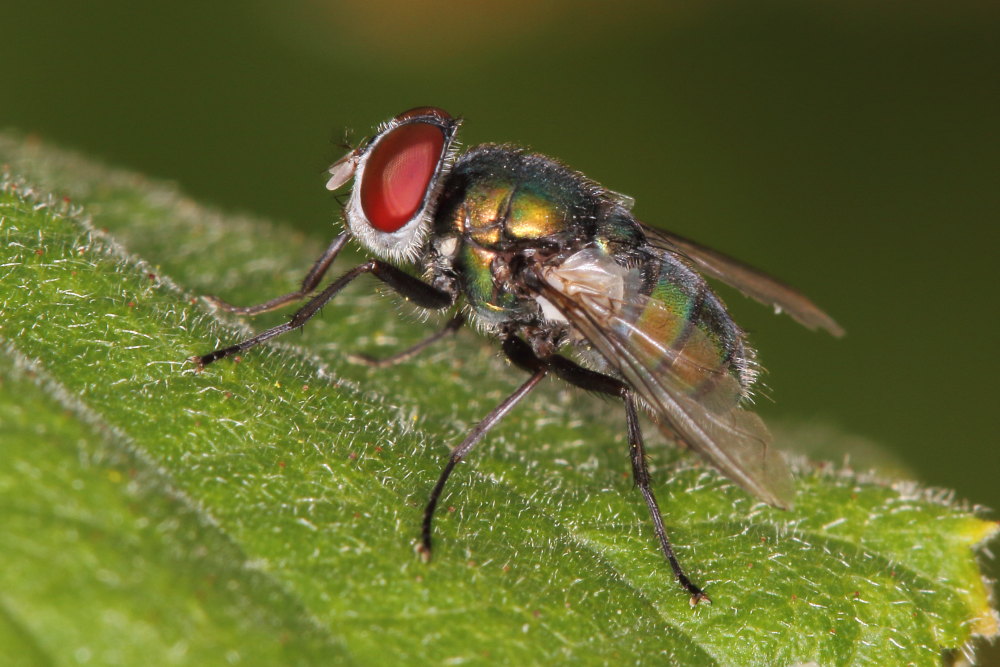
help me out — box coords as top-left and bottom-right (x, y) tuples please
(434, 144), (608, 245)
(422, 227), (531, 328)
(428, 145), (612, 326)
(440, 176), (579, 251)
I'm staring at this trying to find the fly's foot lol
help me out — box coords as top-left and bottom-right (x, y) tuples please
(689, 589), (711, 606)
(415, 541), (433, 563)
(680, 576), (710, 606)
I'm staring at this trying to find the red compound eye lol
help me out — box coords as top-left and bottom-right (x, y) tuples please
(360, 121), (446, 233)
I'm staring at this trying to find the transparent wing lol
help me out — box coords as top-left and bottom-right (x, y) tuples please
(640, 223), (845, 337)
(536, 252), (796, 508)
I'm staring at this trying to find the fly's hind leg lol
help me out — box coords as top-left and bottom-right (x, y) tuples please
(622, 393), (709, 605)
(417, 334), (707, 604)
(528, 347), (710, 604)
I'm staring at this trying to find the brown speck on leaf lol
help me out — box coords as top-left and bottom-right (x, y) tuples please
(278, 461), (286, 468)
(224, 392), (232, 399)
(467, 560), (476, 568)
(532, 610), (541, 618)
(348, 452), (357, 460)
(447, 506), (456, 513)
(34, 248), (43, 255)
(127, 301), (136, 308)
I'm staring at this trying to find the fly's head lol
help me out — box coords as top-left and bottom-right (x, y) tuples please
(326, 107), (462, 263)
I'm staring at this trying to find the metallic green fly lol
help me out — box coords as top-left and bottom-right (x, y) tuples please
(195, 107), (843, 603)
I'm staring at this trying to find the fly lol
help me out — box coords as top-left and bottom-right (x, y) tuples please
(193, 107), (843, 604)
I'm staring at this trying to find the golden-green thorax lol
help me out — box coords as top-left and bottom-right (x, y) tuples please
(429, 144), (613, 324)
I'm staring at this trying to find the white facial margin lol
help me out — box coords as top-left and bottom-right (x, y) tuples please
(342, 115), (460, 264)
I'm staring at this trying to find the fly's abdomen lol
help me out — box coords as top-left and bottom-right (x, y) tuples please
(619, 253), (753, 405)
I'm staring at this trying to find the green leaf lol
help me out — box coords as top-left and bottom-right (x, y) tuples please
(0, 133), (996, 666)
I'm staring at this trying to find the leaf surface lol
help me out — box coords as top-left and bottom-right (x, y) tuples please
(0, 134), (996, 665)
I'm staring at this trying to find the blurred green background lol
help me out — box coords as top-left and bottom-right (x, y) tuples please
(3, 0), (998, 653)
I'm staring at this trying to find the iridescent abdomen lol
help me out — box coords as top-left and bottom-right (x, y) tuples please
(619, 251), (752, 401)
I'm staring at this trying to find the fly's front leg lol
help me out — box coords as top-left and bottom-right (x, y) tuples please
(347, 313), (466, 368)
(194, 259), (454, 367)
(206, 233), (350, 315)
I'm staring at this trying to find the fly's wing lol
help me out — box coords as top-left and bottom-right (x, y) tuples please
(536, 249), (796, 508)
(640, 223), (845, 337)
